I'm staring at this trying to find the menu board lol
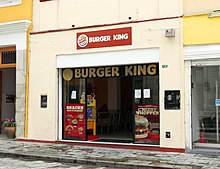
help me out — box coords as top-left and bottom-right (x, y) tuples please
(64, 103), (86, 140)
(135, 104), (160, 144)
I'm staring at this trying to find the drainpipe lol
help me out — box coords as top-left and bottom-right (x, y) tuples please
(24, 30), (30, 138)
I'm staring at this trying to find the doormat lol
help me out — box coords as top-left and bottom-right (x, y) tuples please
(94, 139), (133, 143)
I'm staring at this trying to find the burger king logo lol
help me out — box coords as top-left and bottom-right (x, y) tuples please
(78, 34), (88, 47)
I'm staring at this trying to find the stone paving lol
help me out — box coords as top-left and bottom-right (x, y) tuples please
(0, 157), (116, 169)
(0, 138), (219, 169)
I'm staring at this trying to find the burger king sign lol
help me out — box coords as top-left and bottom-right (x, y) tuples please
(76, 27), (132, 49)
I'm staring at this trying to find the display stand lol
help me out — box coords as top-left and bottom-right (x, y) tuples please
(87, 97), (98, 140)
(80, 93), (98, 140)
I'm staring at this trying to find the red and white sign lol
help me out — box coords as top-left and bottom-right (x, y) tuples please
(64, 103), (86, 140)
(76, 27), (132, 49)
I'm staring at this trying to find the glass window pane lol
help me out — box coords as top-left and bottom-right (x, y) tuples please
(62, 69), (86, 141)
(134, 74), (159, 145)
(192, 66), (220, 144)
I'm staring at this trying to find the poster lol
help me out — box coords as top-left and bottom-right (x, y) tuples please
(143, 89), (150, 98)
(71, 90), (77, 99)
(135, 89), (141, 98)
(64, 103), (86, 140)
(135, 104), (160, 144)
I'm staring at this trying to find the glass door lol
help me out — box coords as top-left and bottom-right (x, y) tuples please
(133, 75), (159, 145)
(62, 69), (86, 141)
(192, 66), (220, 144)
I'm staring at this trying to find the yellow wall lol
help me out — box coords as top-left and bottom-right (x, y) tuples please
(0, 0), (32, 23)
(184, 14), (220, 45)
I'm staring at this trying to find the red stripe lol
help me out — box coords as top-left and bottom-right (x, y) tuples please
(30, 16), (182, 35)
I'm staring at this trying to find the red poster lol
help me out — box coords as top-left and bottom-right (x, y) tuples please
(64, 104), (86, 140)
(135, 104), (160, 144)
(76, 27), (132, 49)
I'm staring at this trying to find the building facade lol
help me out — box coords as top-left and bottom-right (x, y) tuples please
(0, 0), (32, 138)
(184, 0), (220, 150)
(29, 0), (184, 151)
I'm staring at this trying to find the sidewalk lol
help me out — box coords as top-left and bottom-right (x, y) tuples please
(0, 138), (219, 169)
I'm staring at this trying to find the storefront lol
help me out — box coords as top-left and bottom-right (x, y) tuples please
(29, 17), (185, 150)
(0, 20), (31, 138)
(184, 11), (220, 150)
(57, 26), (161, 144)
(185, 44), (220, 149)
(60, 63), (160, 145)
(55, 25), (161, 145)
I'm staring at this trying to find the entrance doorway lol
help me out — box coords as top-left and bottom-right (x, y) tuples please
(0, 68), (16, 135)
(0, 46), (16, 136)
(192, 66), (220, 146)
(89, 77), (133, 143)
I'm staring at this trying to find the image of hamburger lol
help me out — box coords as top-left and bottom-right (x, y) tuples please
(135, 115), (149, 139)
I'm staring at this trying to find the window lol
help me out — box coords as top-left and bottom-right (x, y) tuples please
(192, 66), (220, 144)
(61, 63), (160, 144)
(0, 0), (21, 8)
(0, 46), (16, 68)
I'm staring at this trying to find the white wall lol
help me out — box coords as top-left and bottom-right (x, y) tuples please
(33, 0), (183, 32)
(0, 20), (30, 50)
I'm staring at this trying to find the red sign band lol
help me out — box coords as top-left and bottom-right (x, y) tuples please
(77, 27), (132, 49)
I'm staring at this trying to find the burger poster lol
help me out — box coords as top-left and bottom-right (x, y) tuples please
(135, 104), (160, 144)
(64, 103), (86, 140)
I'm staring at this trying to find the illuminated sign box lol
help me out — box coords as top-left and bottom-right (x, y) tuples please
(77, 27), (132, 50)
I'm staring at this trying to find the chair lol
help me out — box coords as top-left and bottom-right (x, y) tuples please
(97, 111), (110, 134)
(121, 110), (132, 133)
(109, 110), (121, 133)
